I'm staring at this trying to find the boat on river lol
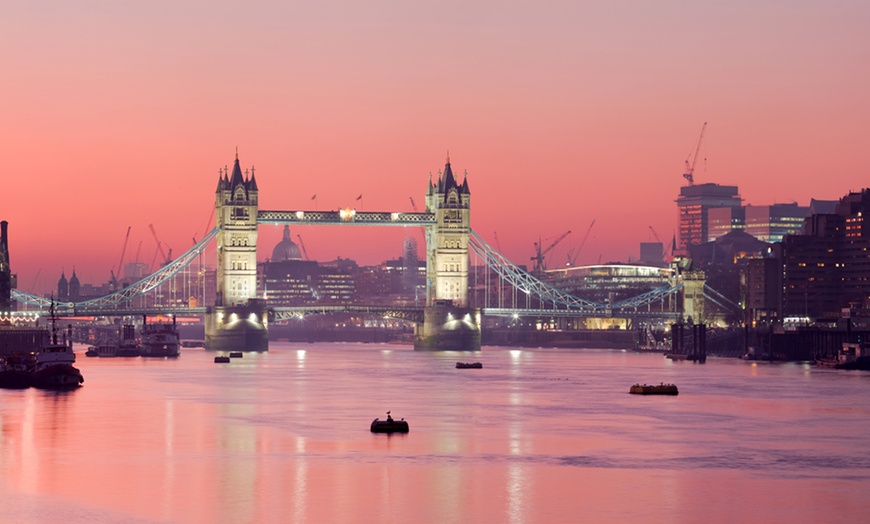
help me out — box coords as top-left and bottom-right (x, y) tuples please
(370, 412), (409, 433)
(30, 304), (83, 390)
(629, 383), (678, 395)
(140, 316), (180, 357)
(456, 362), (483, 369)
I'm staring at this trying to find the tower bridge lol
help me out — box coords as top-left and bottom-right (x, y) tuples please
(10, 152), (724, 351)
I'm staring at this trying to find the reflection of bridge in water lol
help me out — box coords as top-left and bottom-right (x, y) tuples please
(11, 154), (738, 349)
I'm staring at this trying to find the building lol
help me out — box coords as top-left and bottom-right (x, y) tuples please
(707, 206), (745, 242)
(776, 190), (870, 320)
(639, 242), (664, 267)
(258, 226), (355, 306)
(676, 183), (742, 252)
(0, 221), (14, 311)
(744, 203), (810, 243)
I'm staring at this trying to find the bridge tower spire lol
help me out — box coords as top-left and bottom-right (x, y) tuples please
(417, 156), (480, 350)
(205, 152), (269, 351)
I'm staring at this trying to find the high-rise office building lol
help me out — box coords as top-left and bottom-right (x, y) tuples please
(744, 203), (810, 243)
(676, 183), (742, 252)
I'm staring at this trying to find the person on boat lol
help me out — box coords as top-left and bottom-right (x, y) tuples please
(386, 411), (393, 423)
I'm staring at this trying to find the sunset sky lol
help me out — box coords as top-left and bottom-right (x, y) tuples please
(3, 1), (869, 295)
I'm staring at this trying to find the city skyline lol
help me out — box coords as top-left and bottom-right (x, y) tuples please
(3, 1), (868, 295)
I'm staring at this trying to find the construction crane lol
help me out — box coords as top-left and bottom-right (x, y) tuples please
(531, 230), (571, 273)
(297, 234), (310, 261)
(148, 223), (172, 269)
(648, 225), (663, 243)
(110, 226), (131, 288)
(682, 122), (707, 186)
(27, 268), (42, 294)
(567, 220), (595, 266)
(648, 226), (674, 259)
(408, 196), (426, 246)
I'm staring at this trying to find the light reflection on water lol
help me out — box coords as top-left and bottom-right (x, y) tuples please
(1, 343), (870, 522)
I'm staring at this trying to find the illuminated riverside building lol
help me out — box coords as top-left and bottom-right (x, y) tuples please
(676, 183), (742, 252)
(543, 264), (673, 305)
(776, 189), (870, 319)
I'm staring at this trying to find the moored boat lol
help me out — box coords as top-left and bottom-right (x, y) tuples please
(629, 383), (678, 395)
(370, 411), (409, 433)
(116, 324), (141, 356)
(140, 316), (180, 357)
(214, 355), (230, 363)
(30, 305), (83, 390)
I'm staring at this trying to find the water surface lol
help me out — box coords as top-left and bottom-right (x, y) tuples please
(1, 343), (869, 523)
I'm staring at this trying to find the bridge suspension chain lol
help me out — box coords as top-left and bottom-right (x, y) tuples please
(13, 227), (220, 311)
(469, 230), (604, 311)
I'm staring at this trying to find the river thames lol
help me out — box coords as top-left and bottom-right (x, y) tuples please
(1, 342), (869, 523)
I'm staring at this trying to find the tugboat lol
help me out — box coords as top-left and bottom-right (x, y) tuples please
(30, 303), (83, 390)
(140, 315), (180, 357)
(370, 411), (409, 433)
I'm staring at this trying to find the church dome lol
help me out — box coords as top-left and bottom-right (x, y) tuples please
(271, 225), (302, 262)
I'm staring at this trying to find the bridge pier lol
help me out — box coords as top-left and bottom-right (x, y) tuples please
(204, 301), (269, 351)
(414, 301), (481, 351)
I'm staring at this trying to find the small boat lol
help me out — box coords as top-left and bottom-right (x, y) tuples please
(214, 355), (230, 363)
(370, 411), (409, 433)
(229, 351), (243, 358)
(85, 346), (98, 357)
(93, 344), (119, 357)
(456, 362), (483, 369)
(629, 383), (678, 395)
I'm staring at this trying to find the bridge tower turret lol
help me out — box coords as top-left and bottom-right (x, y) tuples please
(416, 155), (480, 350)
(205, 152), (269, 351)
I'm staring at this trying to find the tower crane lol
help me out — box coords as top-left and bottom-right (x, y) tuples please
(297, 234), (310, 261)
(648, 226), (674, 259)
(648, 225), (663, 243)
(531, 230), (571, 273)
(148, 223), (172, 269)
(682, 121), (707, 186)
(567, 220), (595, 266)
(408, 196), (426, 245)
(110, 226), (131, 288)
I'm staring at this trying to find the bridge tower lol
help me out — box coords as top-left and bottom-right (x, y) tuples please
(682, 269), (707, 324)
(204, 152), (269, 351)
(416, 155), (481, 350)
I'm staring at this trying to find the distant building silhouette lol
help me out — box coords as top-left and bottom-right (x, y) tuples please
(57, 271), (69, 302)
(0, 221), (14, 311)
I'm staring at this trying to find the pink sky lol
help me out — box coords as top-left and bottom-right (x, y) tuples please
(3, 1), (869, 295)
